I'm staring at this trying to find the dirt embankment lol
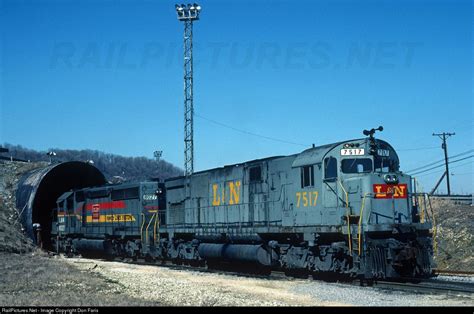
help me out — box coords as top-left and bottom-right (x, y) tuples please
(431, 198), (473, 271)
(0, 161), (48, 253)
(0, 252), (159, 306)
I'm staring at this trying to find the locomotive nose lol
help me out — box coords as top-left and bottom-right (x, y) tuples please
(367, 172), (411, 224)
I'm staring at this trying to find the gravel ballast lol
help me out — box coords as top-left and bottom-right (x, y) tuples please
(64, 257), (473, 307)
(1, 252), (473, 306)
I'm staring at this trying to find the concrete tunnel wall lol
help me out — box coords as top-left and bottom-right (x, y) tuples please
(16, 161), (106, 249)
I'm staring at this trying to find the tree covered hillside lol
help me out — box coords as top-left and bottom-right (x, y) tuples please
(2, 144), (183, 182)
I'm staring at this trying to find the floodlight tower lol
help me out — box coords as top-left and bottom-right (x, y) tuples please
(175, 3), (201, 177)
(154, 150), (163, 163)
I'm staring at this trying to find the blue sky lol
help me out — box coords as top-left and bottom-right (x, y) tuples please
(1, 0), (472, 193)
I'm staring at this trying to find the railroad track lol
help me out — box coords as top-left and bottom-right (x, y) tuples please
(371, 279), (474, 296)
(434, 269), (474, 276)
(69, 255), (474, 296)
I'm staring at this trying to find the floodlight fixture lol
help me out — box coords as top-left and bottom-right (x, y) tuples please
(47, 151), (57, 164)
(175, 2), (201, 21)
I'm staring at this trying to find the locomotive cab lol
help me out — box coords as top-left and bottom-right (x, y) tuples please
(334, 138), (426, 228)
(324, 134), (434, 279)
(51, 191), (73, 253)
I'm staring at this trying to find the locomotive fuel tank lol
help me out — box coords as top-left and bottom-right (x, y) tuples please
(198, 243), (278, 266)
(71, 239), (113, 255)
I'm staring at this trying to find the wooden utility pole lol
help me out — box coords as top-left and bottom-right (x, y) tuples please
(432, 132), (455, 195)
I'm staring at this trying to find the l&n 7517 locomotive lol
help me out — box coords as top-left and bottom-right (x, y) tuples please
(52, 129), (434, 280)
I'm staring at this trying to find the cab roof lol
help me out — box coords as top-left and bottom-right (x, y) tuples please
(291, 138), (396, 168)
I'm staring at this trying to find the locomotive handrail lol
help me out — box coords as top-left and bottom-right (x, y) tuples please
(410, 192), (433, 223)
(338, 180), (349, 208)
(420, 195), (426, 223)
(358, 193), (371, 256)
(427, 195), (438, 255)
(323, 180), (348, 207)
(338, 180), (352, 254)
(140, 213), (145, 244)
(145, 213), (156, 246)
(411, 192), (438, 254)
(154, 212), (159, 244)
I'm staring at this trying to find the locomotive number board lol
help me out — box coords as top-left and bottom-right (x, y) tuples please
(340, 148), (365, 156)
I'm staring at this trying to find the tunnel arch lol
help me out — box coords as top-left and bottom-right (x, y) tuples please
(16, 161), (106, 249)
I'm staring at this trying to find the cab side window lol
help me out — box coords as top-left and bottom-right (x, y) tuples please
(249, 166), (262, 183)
(300, 165), (314, 188)
(324, 157), (337, 181)
(66, 196), (74, 211)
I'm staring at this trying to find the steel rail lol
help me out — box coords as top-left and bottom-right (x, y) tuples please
(434, 269), (474, 276)
(370, 279), (474, 295)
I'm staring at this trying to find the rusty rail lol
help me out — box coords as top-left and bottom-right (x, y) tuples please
(434, 269), (474, 276)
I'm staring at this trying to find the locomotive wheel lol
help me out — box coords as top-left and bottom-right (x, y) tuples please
(187, 260), (203, 267)
(359, 278), (374, 287)
(312, 272), (338, 282)
(285, 269), (308, 279)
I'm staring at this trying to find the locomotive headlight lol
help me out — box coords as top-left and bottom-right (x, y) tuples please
(384, 174), (399, 184)
(343, 143), (360, 149)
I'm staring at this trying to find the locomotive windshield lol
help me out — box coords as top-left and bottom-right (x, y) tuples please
(341, 157), (398, 174)
(373, 141), (399, 173)
(341, 158), (373, 173)
(374, 156), (398, 173)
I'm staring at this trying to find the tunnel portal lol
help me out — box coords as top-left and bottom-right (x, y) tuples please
(16, 161), (106, 249)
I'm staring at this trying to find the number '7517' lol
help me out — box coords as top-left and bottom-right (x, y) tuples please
(296, 191), (319, 207)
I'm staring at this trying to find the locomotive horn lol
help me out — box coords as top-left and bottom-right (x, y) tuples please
(363, 125), (384, 137)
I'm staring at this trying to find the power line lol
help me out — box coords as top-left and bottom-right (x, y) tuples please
(414, 160), (473, 178)
(410, 155), (472, 176)
(195, 113), (309, 147)
(391, 123), (472, 153)
(451, 172), (473, 176)
(405, 149), (474, 173)
(397, 146), (438, 152)
(447, 149), (473, 159)
(406, 158), (445, 173)
(405, 149), (472, 173)
(409, 155), (473, 176)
